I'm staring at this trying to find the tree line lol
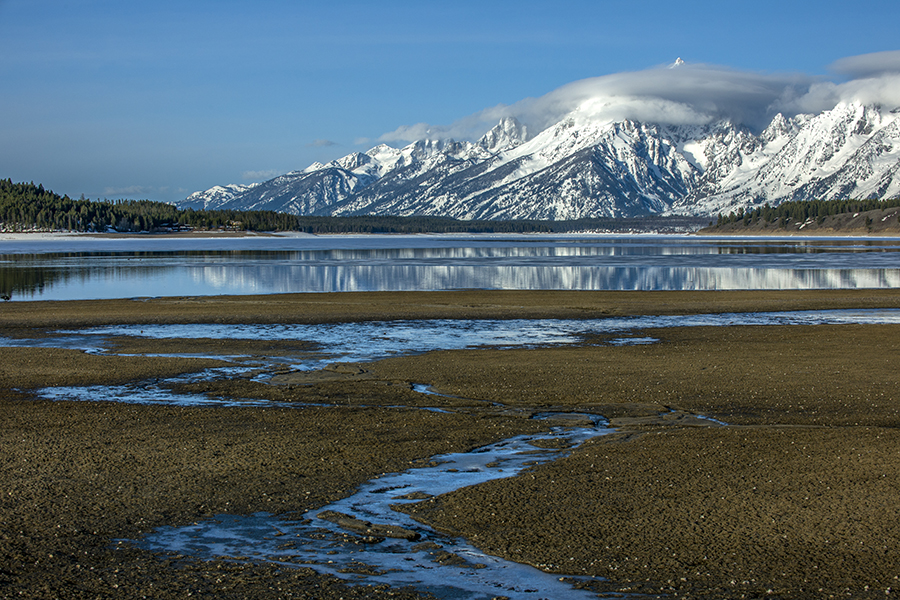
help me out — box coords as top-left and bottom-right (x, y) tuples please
(0, 179), (706, 234)
(715, 198), (900, 228)
(0, 179), (289, 233)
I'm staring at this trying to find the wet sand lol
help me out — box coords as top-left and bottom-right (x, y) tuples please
(1, 289), (900, 599)
(385, 324), (900, 598)
(3, 288), (900, 329)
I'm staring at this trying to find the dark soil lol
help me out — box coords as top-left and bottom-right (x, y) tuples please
(2, 289), (899, 599)
(3, 288), (900, 329)
(1, 396), (548, 599)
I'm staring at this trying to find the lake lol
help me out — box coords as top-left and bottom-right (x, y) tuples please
(1, 233), (899, 300)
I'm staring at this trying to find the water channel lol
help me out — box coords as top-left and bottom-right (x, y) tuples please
(138, 418), (611, 600)
(5, 309), (900, 410)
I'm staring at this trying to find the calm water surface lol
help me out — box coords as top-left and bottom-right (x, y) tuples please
(2, 233), (899, 300)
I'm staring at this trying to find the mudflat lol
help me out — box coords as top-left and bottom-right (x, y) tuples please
(1, 289), (899, 599)
(3, 288), (900, 328)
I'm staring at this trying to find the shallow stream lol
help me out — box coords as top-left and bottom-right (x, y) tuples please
(1, 308), (896, 407)
(135, 415), (612, 600)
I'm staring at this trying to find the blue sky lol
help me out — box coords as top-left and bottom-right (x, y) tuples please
(2, 0), (900, 203)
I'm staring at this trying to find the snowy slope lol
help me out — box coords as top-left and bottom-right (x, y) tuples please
(180, 104), (900, 219)
(681, 103), (900, 215)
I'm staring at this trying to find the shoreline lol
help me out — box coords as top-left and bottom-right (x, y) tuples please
(2, 290), (900, 599)
(5, 229), (900, 241)
(696, 229), (900, 237)
(3, 289), (900, 330)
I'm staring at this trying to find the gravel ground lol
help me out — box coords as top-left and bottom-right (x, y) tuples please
(1, 289), (899, 599)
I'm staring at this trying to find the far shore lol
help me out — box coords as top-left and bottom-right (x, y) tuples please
(696, 228), (900, 237)
(4, 228), (900, 241)
(698, 205), (900, 237)
(0, 229), (291, 240)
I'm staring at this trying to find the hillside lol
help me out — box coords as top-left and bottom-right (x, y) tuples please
(699, 203), (900, 236)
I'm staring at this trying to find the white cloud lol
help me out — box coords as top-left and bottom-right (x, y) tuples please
(780, 73), (900, 116)
(379, 122), (456, 143)
(306, 139), (338, 148)
(103, 185), (150, 197)
(242, 169), (280, 181)
(517, 64), (813, 131)
(377, 52), (900, 144)
(830, 50), (900, 79)
(102, 185), (186, 200)
(836, 73), (900, 107)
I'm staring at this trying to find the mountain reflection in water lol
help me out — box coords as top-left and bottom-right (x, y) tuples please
(1, 234), (899, 300)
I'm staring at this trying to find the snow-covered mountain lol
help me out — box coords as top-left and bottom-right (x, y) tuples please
(181, 104), (900, 219)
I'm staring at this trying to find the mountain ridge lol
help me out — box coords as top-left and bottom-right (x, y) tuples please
(181, 102), (900, 219)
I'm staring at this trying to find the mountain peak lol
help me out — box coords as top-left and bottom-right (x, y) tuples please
(478, 117), (528, 153)
(760, 113), (796, 142)
(331, 152), (372, 171)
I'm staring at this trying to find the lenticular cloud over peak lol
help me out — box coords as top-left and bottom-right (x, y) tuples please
(830, 50), (900, 79)
(513, 63), (814, 131)
(379, 53), (900, 144)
